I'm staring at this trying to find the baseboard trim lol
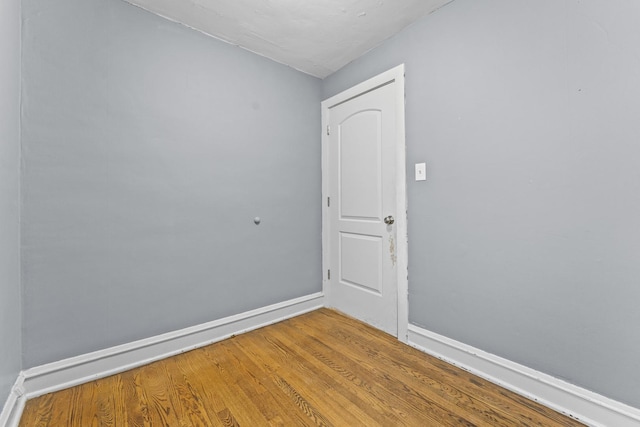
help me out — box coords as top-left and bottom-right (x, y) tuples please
(0, 374), (26, 427)
(22, 292), (324, 400)
(408, 324), (640, 427)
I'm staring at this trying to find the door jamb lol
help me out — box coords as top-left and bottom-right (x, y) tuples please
(321, 64), (408, 343)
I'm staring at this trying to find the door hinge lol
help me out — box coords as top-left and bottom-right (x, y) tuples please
(328, 269), (331, 280)
(326, 125), (330, 135)
(327, 197), (330, 207)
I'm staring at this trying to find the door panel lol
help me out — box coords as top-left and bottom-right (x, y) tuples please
(339, 111), (382, 220)
(339, 232), (383, 295)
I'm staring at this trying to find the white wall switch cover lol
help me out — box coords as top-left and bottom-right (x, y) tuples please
(415, 163), (426, 181)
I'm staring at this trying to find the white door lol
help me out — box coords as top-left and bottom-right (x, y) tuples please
(322, 66), (406, 338)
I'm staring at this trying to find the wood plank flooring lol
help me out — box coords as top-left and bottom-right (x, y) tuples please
(20, 308), (584, 426)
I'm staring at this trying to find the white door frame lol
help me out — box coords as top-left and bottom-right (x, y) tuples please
(321, 64), (408, 342)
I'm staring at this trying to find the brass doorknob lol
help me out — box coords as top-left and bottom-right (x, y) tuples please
(384, 216), (395, 225)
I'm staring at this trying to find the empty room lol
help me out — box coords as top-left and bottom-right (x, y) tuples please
(1, 0), (639, 425)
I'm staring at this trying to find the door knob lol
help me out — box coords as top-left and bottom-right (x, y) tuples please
(384, 216), (395, 225)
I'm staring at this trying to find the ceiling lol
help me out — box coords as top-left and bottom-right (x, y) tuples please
(123, 0), (453, 78)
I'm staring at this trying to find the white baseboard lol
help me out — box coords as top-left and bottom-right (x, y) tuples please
(408, 324), (640, 427)
(0, 374), (26, 427)
(21, 293), (324, 401)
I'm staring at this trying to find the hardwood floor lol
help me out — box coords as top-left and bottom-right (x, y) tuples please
(20, 308), (584, 426)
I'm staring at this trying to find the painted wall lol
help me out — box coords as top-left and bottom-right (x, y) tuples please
(21, 0), (322, 367)
(0, 0), (22, 409)
(324, 0), (640, 409)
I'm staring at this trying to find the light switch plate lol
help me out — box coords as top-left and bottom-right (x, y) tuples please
(415, 163), (426, 181)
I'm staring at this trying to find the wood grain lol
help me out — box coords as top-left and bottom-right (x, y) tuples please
(20, 309), (584, 426)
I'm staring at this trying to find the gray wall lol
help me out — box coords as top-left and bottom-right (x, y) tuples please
(324, 0), (640, 409)
(22, 0), (322, 367)
(0, 0), (22, 410)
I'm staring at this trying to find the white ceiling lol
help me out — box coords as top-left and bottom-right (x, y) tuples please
(123, 0), (453, 78)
